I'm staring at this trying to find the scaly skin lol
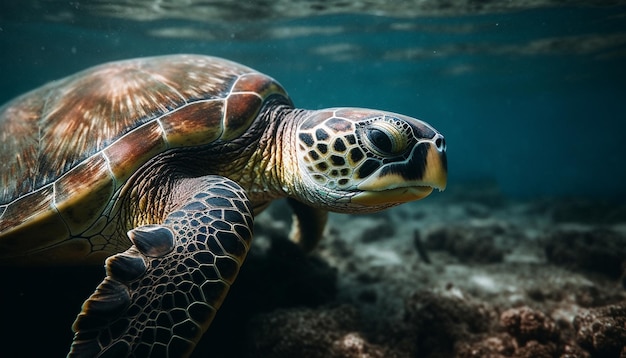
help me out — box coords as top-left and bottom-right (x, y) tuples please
(70, 176), (254, 357)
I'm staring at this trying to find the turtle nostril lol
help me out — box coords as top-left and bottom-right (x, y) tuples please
(434, 135), (446, 152)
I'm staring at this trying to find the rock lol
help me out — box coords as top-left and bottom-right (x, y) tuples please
(544, 228), (626, 279)
(574, 301), (626, 357)
(247, 305), (402, 358)
(425, 224), (507, 264)
(500, 307), (558, 345)
(403, 290), (496, 356)
(456, 334), (517, 357)
(514, 340), (558, 358)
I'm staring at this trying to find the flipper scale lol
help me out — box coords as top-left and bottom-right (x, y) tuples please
(69, 176), (253, 357)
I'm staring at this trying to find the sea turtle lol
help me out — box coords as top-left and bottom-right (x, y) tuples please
(0, 54), (447, 357)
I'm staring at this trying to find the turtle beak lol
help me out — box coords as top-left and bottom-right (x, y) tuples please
(421, 135), (447, 190)
(352, 134), (447, 206)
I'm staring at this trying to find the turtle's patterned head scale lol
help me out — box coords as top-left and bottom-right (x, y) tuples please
(294, 108), (447, 213)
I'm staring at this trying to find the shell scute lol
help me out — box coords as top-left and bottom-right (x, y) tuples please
(0, 185), (71, 260)
(34, 62), (187, 186)
(54, 153), (116, 235)
(0, 91), (46, 203)
(223, 93), (263, 141)
(231, 73), (288, 99)
(137, 55), (250, 102)
(104, 121), (168, 182)
(220, 73), (290, 141)
(159, 100), (225, 147)
(0, 185), (56, 232)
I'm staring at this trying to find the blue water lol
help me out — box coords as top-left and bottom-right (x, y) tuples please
(1, 3), (625, 199)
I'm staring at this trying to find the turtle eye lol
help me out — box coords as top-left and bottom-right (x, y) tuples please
(367, 128), (393, 154)
(361, 119), (409, 157)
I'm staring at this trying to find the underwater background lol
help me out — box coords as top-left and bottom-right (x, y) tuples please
(1, 0), (625, 200)
(1, 1), (626, 357)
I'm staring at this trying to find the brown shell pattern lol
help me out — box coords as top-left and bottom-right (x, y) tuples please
(0, 54), (288, 238)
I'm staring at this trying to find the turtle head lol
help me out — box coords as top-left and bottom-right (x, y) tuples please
(291, 108), (447, 213)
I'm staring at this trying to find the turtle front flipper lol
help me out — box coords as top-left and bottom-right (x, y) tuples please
(68, 176), (253, 357)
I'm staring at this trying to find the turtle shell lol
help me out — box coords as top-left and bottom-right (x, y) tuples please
(0, 54), (289, 262)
